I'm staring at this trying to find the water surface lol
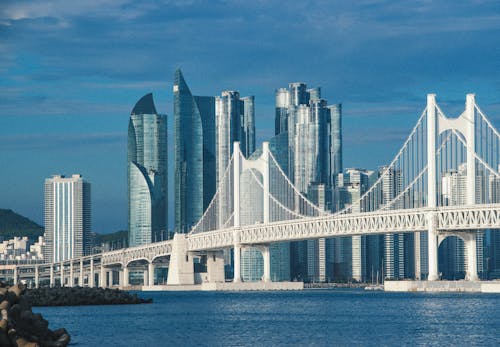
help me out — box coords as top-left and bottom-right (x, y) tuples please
(35, 289), (500, 346)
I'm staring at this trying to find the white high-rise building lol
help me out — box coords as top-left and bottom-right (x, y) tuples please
(44, 174), (91, 263)
(274, 82), (342, 282)
(215, 91), (255, 269)
(334, 168), (376, 282)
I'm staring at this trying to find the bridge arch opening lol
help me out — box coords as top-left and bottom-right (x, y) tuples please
(126, 259), (150, 286)
(438, 235), (466, 280)
(152, 255), (170, 285)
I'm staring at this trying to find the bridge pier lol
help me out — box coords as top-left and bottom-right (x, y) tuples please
(427, 212), (439, 281)
(69, 262), (74, 287)
(122, 266), (129, 287)
(89, 258), (94, 287)
(60, 262), (64, 286)
(233, 245), (241, 283)
(465, 233), (479, 281)
(100, 266), (106, 288)
(79, 260), (84, 286)
(166, 233), (194, 285)
(206, 251), (225, 283)
(50, 265), (54, 287)
(34, 266), (39, 289)
(255, 245), (271, 282)
(148, 262), (155, 286)
(13, 266), (18, 285)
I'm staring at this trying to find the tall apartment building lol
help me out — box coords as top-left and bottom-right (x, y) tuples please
(44, 174), (91, 263)
(334, 169), (378, 282)
(174, 69), (216, 233)
(274, 82), (342, 282)
(378, 166), (417, 280)
(215, 90), (255, 270)
(128, 93), (168, 246)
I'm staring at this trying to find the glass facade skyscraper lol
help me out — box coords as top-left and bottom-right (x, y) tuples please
(274, 82), (342, 282)
(44, 174), (91, 263)
(128, 93), (168, 247)
(174, 69), (216, 233)
(215, 91), (255, 186)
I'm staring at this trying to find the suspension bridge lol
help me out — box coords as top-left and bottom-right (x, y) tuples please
(9, 94), (500, 290)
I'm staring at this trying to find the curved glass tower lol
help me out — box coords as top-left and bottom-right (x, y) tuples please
(174, 69), (216, 233)
(128, 93), (168, 246)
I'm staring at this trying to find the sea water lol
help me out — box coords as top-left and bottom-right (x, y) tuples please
(34, 289), (500, 346)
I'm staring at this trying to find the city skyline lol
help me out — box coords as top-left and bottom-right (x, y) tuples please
(1, 1), (500, 232)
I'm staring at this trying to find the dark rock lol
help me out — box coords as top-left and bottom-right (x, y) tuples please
(0, 284), (71, 347)
(25, 286), (152, 307)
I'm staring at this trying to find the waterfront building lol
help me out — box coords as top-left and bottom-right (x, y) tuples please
(0, 236), (44, 262)
(334, 169), (378, 282)
(378, 166), (417, 280)
(275, 82), (342, 282)
(174, 69), (216, 233)
(307, 183), (332, 281)
(128, 93), (168, 247)
(328, 104), (342, 184)
(44, 174), (91, 263)
(216, 90), (256, 269)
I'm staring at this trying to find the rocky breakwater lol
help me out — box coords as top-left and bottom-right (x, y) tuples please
(0, 283), (70, 347)
(26, 287), (153, 306)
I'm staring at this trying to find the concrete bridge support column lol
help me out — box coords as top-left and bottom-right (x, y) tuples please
(262, 246), (271, 282)
(89, 258), (94, 288)
(148, 263), (155, 287)
(69, 262), (74, 287)
(427, 212), (439, 281)
(206, 251), (225, 283)
(79, 260), (84, 287)
(167, 233), (194, 285)
(255, 245), (271, 282)
(233, 245), (241, 283)
(34, 266), (39, 289)
(100, 266), (106, 288)
(49, 265), (54, 288)
(60, 262), (64, 287)
(123, 267), (129, 288)
(463, 233), (479, 281)
(13, 267), (18, 285)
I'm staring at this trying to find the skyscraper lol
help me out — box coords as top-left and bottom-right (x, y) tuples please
(44, 174), (91, 263)
(215, 91), (255, 270)
(215, 91), (255, 185)
(174, 69), (216, 233)
(128, 93), (168, 247)
(275, 82), (342, 282)
(379, 165), (413, 280)
(334, 168), (377, 282)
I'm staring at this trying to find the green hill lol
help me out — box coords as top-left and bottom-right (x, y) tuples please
(96, 230), (128, 243)
(0, 209), (44, 241)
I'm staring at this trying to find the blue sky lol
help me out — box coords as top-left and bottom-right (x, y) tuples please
(1, 0), (500, 233)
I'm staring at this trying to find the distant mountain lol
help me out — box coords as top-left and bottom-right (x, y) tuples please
(0, 209), (44, 241)
(96, 230), (128, 243)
